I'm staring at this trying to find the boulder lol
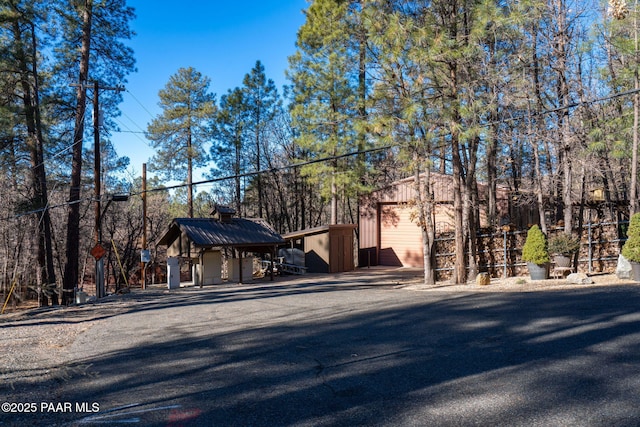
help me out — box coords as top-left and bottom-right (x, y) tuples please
(566, 272), (593, 285)
(476, 272), (490, 286)
(616, 254), (633, 280)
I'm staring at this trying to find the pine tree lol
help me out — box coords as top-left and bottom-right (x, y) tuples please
(147, 67), (216, 218)
(242, 60), (279, 219)
(209, 87), (246, 215)
(366, 1), (440, 284)
(288, 0), (364, 225)
(366, 0), (527, 283)
(602, 0), (640, 217)
(1, 0), (58, 304)
(56, 0), (135, 304)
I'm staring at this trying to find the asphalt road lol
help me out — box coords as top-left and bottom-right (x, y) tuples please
(4, 270), (640, 426)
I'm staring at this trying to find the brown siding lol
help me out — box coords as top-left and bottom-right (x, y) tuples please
(359, 199), (378, 250)
(330, 227), (354, 273)
(379, 205), (424, 267)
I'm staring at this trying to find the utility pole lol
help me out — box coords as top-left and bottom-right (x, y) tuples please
(93, 80), (103, 298)
(80, 80), (123, 299)
(141, 163), (147, 290)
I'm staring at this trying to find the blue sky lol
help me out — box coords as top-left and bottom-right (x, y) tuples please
(111, 0), (308, 181)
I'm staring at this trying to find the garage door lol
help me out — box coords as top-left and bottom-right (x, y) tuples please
(379, 204), (424, 267)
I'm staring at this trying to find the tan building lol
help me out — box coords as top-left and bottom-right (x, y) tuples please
(359, 173), (515, 268)
(282, 224), (357, 274)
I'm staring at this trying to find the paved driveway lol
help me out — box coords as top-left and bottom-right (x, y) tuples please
(4, 270), (640, 426)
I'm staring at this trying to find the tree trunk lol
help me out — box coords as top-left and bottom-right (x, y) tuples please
(554, 0), (573, 234)
(449, 68), (466, 284)
(13, 17), (57, 305)
(63, 0), (92, 305)
(530, 23), (548, 234)
(330, 171), (338, 225)
(255, 106), (263, 219)
(465, 140), (479, 281)
(235, 135), (242, 215)
(631, 63), (639, 216)
(413, 154), (435, 285)
(187, 127), (193, 219)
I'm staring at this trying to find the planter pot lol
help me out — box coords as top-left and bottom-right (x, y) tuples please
(553, 255), (572, 269)
(632, 262), (640, 281)
(527, 262), (549, 280)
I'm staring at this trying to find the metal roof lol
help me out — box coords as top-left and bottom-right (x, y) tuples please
(158, 217), (285, 249)
(282, 224), (357, 240)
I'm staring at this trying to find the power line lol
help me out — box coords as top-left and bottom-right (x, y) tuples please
(125, 89), (156, 120)
(120, 86), (640, 196)
(9, 86), (640, 219)
(136, 144), (394, 196)
(113, 116), (154, 148)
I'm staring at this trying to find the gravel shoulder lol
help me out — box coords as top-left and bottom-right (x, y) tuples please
(0, 290), (166, 394)
(404, 271), (638, 292)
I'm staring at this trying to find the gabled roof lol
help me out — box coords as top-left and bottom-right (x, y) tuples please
(158, 217), (285, 250)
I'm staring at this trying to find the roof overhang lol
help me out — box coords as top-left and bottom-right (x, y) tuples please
(282, 224), (358, 241)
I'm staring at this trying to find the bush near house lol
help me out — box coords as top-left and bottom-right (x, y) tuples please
(521, 225), (550, 265)
(622, 213), (640, 263)
(548, 233), (580, 256)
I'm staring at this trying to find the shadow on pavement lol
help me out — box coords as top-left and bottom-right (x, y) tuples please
(3, 270), (640, 426)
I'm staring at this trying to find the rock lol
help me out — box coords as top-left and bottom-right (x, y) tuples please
(616, 254), (633, 280)
(566, 273), (593, 284)
(476, 272), (490, 286)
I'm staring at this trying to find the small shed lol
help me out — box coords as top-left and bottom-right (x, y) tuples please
(282, 224), (357, 274)
(158, 206), (285, 285)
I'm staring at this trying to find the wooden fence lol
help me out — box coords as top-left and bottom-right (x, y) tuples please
(433, 220), (626, 280)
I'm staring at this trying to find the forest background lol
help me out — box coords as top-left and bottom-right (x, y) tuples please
(1, 0), (639, 305)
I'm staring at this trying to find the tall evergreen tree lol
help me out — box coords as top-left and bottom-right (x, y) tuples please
(366, 0), (525, 283)
(52, 0), (135, 304)
(602, 0), (640, 217)
(288, 0), (364, 225)
(209, 87), (246, 215)
(0, 0), (59, 304)
(366, 0), (440, 284)
(242, 60), (279, 219)
(147, 66), (216, 218)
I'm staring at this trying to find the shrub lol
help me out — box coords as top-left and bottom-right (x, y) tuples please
(548, 233), (580, 256)
(521, 224), (550, 265)
(622, 213), (640, 263)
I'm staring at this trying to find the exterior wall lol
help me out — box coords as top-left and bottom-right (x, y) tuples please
(360, 172), (513, 268)
(166, 231), (197, 258)
(166, 234), (182, 257)
(379, 204), (423, 267)
(305, 233), (330, 273)
(284, 225), (357, 273)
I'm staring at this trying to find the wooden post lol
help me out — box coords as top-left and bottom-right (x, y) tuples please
(270, 246), (275, 281)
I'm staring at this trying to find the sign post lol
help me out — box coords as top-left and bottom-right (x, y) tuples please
(91, 243), (106, 298)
